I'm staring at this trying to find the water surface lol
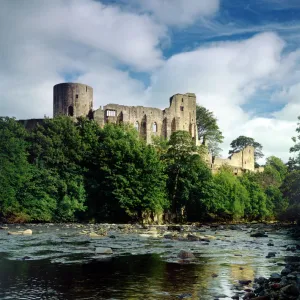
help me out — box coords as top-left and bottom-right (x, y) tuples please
(0, 224), (297, 299)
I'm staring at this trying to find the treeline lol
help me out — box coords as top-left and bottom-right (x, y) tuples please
(1, 115), (298, 224)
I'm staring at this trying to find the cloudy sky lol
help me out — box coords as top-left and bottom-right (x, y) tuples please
(1, 0), (300, 163)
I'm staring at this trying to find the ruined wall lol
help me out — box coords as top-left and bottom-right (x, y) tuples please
(53, 83), (93, 118)
(18, 119), (44, 131)
(211, 145), (255, 175)
(93, 93), (198, 145)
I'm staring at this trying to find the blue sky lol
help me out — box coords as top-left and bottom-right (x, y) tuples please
(1, 0), (300, 162)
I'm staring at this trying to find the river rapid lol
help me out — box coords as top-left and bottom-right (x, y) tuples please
(0, 223), (298, 300)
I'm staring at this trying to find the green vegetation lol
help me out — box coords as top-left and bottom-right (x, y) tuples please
(196, 105), (224, 156)
(229, 135), (264, 160)
(0, 114), (299, 224)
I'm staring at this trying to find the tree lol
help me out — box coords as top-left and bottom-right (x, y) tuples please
(28, 116), (87, 221)
(207, 140), (223, 157)
(239, 173), (270, 220)
(199, 167), (250, 221)
(0, 117), (31, 221)
(281, 171), (300, 222)
(259, 156), (287, 188)
(196, 105), (224, 154)
(229, 135), (264, 160)
(164, 131), (211, 221)
(289, 116), (300, 170)
(83, 123), (168, 222)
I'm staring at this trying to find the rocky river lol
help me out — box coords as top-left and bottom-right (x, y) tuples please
(0, 223), (299, 300)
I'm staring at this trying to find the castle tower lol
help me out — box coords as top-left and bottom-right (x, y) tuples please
(53, 83), (93, 118)
(168, 93), (199, 144)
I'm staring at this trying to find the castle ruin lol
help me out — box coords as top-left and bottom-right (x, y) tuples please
(20, 82), (260, 174)
(53, 82), (199, 145)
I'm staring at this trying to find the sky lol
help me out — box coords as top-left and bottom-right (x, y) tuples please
(1, 0), (300, 163)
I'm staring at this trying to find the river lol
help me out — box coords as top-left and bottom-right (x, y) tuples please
(0, 223), (298, 299)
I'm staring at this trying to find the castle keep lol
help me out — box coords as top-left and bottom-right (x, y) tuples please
(20, 82), (259, 174)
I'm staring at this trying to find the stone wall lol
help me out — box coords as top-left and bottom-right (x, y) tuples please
(210, 145), (258, 175)
(18, 119), (44, 130)
(93, 93), (198, 145)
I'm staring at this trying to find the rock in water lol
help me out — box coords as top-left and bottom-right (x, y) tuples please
(95, 247), (113, 254)
(7, 231), (23, 235)
(23, 229), (32, 235)
(89, 232), (102, 238)
(177, 250), (195, 260)
(280, 284), (299, 298)
(250, 232), (268, 238)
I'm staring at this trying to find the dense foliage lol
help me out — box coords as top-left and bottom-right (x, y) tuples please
(0, 115), (298, 223)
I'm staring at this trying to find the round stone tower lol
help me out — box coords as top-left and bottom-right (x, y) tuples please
(53, 83), (93, 118)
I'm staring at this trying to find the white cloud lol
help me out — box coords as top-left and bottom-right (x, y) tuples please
(0, 0), (167, 119)
(130, 0), (220, 26)
(146, 32), (296, 162)
(0, 0), (300, 164)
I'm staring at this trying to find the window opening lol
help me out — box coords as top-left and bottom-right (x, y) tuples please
(68, 106), (74, 117)
(152, 122), (157, 132)
(135, 121), (139, 131)
(106, 110), (116, 117)
(180, 106), (184, 111)
(76, 94), (78, 99)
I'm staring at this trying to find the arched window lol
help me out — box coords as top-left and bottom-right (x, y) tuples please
(171, 118), (176, 133)
(134, 121), (139, 131)
(68, 106), (74, 117)
(152, 122), (157, 132)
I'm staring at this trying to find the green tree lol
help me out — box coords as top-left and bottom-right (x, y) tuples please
(196, 105), (224, 154)
(229, 135), (264, 160)
(0, 117), (31, 221)
(83, 123), (168, 222)
(200, 167), (250, 221)
(289, 116), (300, 170)
(239, 173), (269, 220)
(164, 130), (211, 221)
(281, 171), (300, 222)
(29, 116), (87, 221)
(259, 156), (287, 188)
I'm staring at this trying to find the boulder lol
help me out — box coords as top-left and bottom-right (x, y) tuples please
(250, 232), (268, 238)
(243, 292), (255, 299)
(89, 232), (102, 238)
(23, 229), (32, 235)
(266, 252), (276, 258)
(239, 280), (252, 285)
(177, 250), (195, 260)
(187, 234), (199, 241)
(281, 268), (291, 276)
(280, 284), (299, 297)
(269, 273), (281, 282)
(7, 231), (23, 235)
(95, 247), (113, 254)
(168, 225), (182, 232)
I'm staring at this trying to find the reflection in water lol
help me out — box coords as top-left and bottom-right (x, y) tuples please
(0, 254), (212, 299)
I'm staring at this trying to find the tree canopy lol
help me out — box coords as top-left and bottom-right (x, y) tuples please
(196, 105), (224, 155)
(0, 115), (293, 224)
(229, 135), (264, 160)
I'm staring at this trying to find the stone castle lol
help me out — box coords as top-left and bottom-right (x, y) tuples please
(21, 82), (259, 174)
